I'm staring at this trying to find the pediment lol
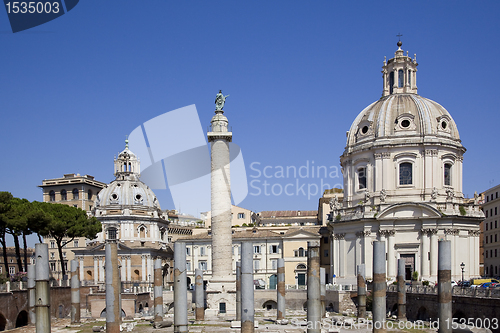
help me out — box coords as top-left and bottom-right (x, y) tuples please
(283, 229), (321, 239)
(377, 203), (442, 219)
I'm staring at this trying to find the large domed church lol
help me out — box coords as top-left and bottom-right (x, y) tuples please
(74, 141), (173, 288)
(328, 42), (483, 284)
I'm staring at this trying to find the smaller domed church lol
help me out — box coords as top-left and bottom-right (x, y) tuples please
(74, 141), (173, 288)
(328, 42), (483, 284)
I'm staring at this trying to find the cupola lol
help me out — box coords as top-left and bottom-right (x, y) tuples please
(382, 41), (418, 96)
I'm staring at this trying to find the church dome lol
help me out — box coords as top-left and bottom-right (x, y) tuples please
(95, 139), (161, 211)
(96, 178), (160, 209)
(345, 93), (461, 153)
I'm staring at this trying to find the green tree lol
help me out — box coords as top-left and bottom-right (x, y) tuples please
(38, 203), (101, 278)
(0, 192), (14, 277)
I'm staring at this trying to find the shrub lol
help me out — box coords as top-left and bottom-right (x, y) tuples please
(459, 206), (467, 216)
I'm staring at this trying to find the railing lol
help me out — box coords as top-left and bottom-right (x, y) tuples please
(386, 284), (500, 298)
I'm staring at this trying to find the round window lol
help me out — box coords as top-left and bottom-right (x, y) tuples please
(441, 121), (447, 129)
(362, 126), (369, 134)
(111, 193), (118, 200)
(136, 194), (142, 200)
(401, 119), (411, 128)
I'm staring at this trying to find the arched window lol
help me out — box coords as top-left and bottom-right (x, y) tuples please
(358, 167), (366, 190)
(88, 190), (93, 200)
(296, 264), (306, 270)
(399, 162), (413, 185)
(61, 189), (67, 201)
(72, 188), (79, 200)
(408, 70), (411, 86)
(298, 247), (304, 257)
(398, 69), (404, 88)
(444, 163), (452, 186)
(49, 190), (55, 202)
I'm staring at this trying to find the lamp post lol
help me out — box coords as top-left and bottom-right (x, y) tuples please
(460, 262), (465, 285)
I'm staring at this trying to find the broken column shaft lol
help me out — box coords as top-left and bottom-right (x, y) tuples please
(105, 242), (120, 333)
(438, 240), (452, 333)
(71, 260), (80, 324)
(357, 264), (366, 319)
(154, 258), (163, 322)
(174, 242), (188, 333)
(397, 259), (406, 320)
(28, 264), (35, 325)
(372, 241), (386, 333)
(236, 262), (241, 321)
(35, 243), (50, 333)
(241, 242), (254, 333)
(307, 240), (321, 333)
(277, 258), (285, 320)
(195, 269), (204, 321)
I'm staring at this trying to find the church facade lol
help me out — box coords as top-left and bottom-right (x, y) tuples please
(328, 42), (483, 284)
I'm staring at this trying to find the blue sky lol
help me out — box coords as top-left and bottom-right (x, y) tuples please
(1, 1), (500, 238)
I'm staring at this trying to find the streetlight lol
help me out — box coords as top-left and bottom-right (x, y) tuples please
(460, 262), (465, 284)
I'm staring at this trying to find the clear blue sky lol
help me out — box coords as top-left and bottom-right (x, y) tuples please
(1, 1), (500, 245)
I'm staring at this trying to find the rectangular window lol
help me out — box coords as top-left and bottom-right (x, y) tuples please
(74, 240), (79, 248)
(491, 209), (493, 217)
(399, 162), (413, 185)
(50, 252), (55, 259)
(50, 241), (55, 248)
(253, 260), (260, 270)
(186, 247), (191, 256)
(486, 210), (489, 218)
(9, 266), (15, 274)
(0, 266), (2, 273)
(63, 252), (66, 258)
(50, 263), (56, 271)
(269, 245), (278, 254)
(199, 247), (205, 256)
(358, 167), (366, 189)
(238, 213), (245, 219)
(323, 237), (329, 244)
(271, 259), (277, 270)
(444, 163), (451, 186)
(496, 249), (498, 257)
(253, 245), (261, 254)
(496, 207), (498, 215)
(491, 235), (493, 243)
(496, 221), (498, 228)
(198, 261), (207, 271)
(486, 251), (488, 258)
(186, 261), (191, 271)
(324, 250), (329, 257)
(486, 223), (489, 231)
(496, 234), (498, 242)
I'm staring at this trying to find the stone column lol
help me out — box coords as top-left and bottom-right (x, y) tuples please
(195, 269), (204, 321)
(277, 259), (285, 320)
(79, 257), (84, 282)
(430, 229), (438, 278)
(99, 257), (105, 282)
(421, 229), (430, 279)
(438, 241), (452, 333)
(127, 256), (132, 282)
(357, 264), (366, 319)
(320, 267), (326, 318)
(338, 234), (345, 278)
(241, 242), (254, 333)
(141, 255), (146, 282)
(307, 240), (321, 333)
(94, 257), (98, 284)
(372, 241), (386, 333)
(28, 264), (36, 325)
(208, 108), (233, 282)
(35, 243), (50, 333)
(387, 231), (395, 278)
(71, 260), (80, 324)
(154, 258), (163, 322)
(236, 262), (241, 321)
(105, 242), (120, 333)
(397, 259), (406, 320)
(174, 242), (188, 333)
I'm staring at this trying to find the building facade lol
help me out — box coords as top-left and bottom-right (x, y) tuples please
(327, 42), (483, 284)
(482, 184), (500, 277)
(38, 173), (106, 280)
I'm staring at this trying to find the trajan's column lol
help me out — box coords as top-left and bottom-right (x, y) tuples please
(206, 90), (236, 315)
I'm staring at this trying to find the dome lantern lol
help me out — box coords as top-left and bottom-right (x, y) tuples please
(114, 138), (140, 180)
(382, 41), (418, 96)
